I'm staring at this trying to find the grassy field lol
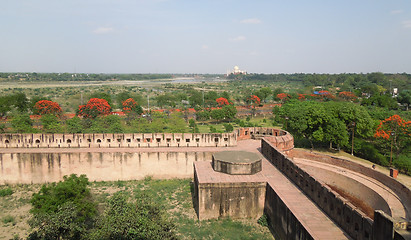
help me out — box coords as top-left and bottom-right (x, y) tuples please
(0, 178), (274, 240)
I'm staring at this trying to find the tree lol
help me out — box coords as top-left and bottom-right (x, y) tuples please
(41, 114), (62, 133)
(167, 113), (187, 133)
(122, 98), (143, 117)
(30, 96), (51, 115)
(204, 91), (218, 107)
(34, 100), (62, 115)
(361, 94), (398, 110)
(338, 91), (357, 101)
(78, 98), (111, 119)
(210, 109), (225, 122)
(223, 123), (234, 132)
(10, 93), (29, 112)
(276, 93), (291, 103)
(88, 115), (124, 133)
(374, 115), (411, 162)
(221, 104), (237, 120)
(66, 116), (84, 133)
(279, 100), (333, 150)
(248, 95), (261, 106)
(0, 96), (12, 118)
(256, 87), (272, 103)
(189, 91), (203, 107)
(216, 97), (229, 106)
(196, 110), (210, 121)
(90, 92), (112, 106)
(29, 174), (97, 240)
(88, 192), (177, 240)
(398, 90), (411, 111)
(116, 91), (132, 109)
(11, 113), (35, 133)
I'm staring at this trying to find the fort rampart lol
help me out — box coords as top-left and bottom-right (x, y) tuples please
(261, 139), (409, 240)
(0, 127), (293, 150)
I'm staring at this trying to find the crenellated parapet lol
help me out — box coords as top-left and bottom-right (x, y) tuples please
(0, 127), (294, 149)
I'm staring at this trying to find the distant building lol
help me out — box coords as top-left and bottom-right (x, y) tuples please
(227, 66), (247, 76)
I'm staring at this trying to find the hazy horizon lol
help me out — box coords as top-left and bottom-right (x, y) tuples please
(1, 1), (411, 74)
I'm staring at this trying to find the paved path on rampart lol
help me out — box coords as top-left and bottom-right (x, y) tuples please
(195, 140), (352, 240)
(293, 157), (410, 221)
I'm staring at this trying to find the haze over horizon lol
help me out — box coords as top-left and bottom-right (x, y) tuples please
(1, 0), (411, 74)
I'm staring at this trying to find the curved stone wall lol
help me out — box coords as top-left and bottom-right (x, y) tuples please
(289, 149), (411, 221)
(298, 163), (392, 217)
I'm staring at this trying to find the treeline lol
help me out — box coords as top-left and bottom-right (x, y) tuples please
(230, 72), (411, 92)
(0, 72), (173, 82)
(274, 100), (411, 174)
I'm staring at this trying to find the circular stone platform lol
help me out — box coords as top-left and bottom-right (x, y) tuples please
(212, 151), (262, 175)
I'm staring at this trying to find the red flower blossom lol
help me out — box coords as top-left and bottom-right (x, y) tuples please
(248, 95), (261, 106)
(298, 94), (306, 100)
(78, 98), (111, 119)
(276, 93), (291, 102)
(374, 115), (411, 140)
(339, 91), (357, 100)
(34, 100), (62, 115)
(216, 97), (229, 106)
(122, 98), (138, 114)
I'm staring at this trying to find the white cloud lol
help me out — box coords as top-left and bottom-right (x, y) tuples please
(390, 10), (403, 14)
(201, 45), (209, 50)
(240, 18), (262, 24)
(402, 20), (411, 29)
(229, 36), (246, 42)
(93, 27), (114, 34)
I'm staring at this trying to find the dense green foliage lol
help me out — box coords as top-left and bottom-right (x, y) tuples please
(89, 192), (177, 240)
(0, 187), (13, 197)
(29, 174), (97, 240)
(276, 100), (410, 174)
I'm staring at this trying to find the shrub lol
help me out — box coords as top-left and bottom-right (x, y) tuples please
(29, 174), (97, 239)
(88, 192), (177, 240)
(2, 215), (15, 225)
(0, 187), (13, 197)
(223, 123), (234, 132)
(394, 154), (411, 175)
(257, 214), (268, 227)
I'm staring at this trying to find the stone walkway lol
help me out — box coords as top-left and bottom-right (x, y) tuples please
(195, 141), (352, 240)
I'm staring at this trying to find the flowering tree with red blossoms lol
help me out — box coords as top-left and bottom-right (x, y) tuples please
(374, 115), (411, 161)
(339, 91), (357, 101)
(34, 100), (62, 115)
(298, 94), (306, 101)
(122, 98), (143, 119)
(276, 93), (291, 102)
(216, 97), (229, 106)
(122, 98), (137, 114)
(78, 98), (111, 119)
(248, 95), (260, 106)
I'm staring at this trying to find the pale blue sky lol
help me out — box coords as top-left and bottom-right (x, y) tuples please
(1, 0), (411, 74)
